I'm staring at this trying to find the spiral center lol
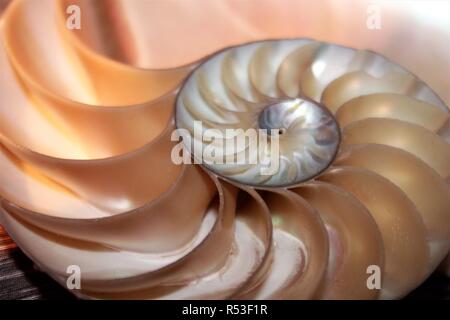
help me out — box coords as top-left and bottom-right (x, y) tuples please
(258, 101), (295, 134)
(258, 99), (339, 139)
(256, 98), (341, 185)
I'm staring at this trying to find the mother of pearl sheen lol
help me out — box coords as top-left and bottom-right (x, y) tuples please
(177, 95), (340, 187)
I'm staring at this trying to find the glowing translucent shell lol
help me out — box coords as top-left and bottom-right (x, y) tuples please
(0, 0), (449, 300)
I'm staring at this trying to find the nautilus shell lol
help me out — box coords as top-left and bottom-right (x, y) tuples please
(0, 0), (449, 300)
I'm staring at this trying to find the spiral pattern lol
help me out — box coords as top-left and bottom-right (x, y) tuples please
(0, 0), (449, 300)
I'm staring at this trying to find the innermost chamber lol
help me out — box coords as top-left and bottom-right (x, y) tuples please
(255, 98), (341, 186)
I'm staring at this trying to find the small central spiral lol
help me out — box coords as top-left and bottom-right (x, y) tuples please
(257, 98), (341, 183)
(176, 53), (341, 188)
(174, 40), (345, 188)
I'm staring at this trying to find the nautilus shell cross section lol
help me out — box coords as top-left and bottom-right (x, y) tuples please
(176, 38), (450, 298)
(176, 48), (342, 187)
(0, 0), (449, 301)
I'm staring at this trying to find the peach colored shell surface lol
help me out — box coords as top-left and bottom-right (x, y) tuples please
(0, 0), (449, 299)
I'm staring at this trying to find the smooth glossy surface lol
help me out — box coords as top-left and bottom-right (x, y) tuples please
(0, 0), (448, 300)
